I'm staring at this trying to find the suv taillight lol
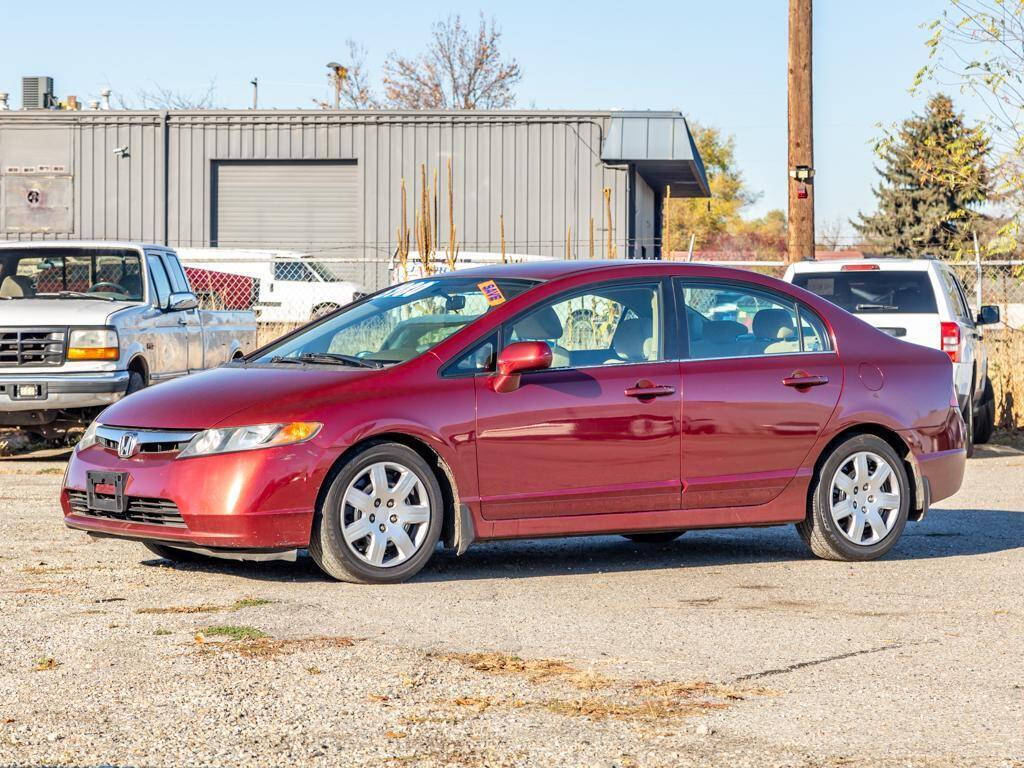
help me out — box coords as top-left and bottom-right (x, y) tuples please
(940, 321), (961, 362)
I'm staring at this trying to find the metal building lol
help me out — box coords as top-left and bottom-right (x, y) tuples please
(0, 108), (708, 289)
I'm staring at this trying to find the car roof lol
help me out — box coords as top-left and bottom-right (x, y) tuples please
(431, 259), (783, 282)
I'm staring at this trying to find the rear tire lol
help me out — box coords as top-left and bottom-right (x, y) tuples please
(622, 530), (686, 544)
(309, 442), (443, 584)
(973, 379), (995, 445)
(797, 434), (910, 562)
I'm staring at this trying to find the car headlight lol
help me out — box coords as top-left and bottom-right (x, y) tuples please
(68, 328), (119, 361)
(77, 419), (100, 453)
(177, 422), (321, 459)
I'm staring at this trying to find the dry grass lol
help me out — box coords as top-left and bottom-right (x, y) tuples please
(988, 329), (1024, 431)
(136, 597), (273, 615)
(432, 651), (611, 690)
(195, 632), (356, 659)
(33, 657), (59, 672)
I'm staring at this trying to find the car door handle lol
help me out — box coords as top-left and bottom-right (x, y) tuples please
(625, 381), (676, 398)
(176, 317), (188, 326)
(783, 373), (829, 388)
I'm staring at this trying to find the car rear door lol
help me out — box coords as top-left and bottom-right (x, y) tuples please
(677, 279), (842, 509)
(474, 278), (682, 520)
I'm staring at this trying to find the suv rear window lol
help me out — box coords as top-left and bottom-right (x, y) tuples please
(792, 271), (937, 314)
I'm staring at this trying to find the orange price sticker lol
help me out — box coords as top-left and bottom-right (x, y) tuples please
(477, 280), (506, 306)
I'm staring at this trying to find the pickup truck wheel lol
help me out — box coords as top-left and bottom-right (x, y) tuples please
(622, 530), (686, 544)
(973, 379), (995, 445)
(126, 371), (146, 395)
(309, 442), (443, 584)
(796, 434), (910, 562)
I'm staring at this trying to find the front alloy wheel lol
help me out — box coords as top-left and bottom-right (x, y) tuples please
(310, 442), (443, 584)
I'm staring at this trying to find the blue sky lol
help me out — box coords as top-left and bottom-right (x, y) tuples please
(1, 1), (968, 241)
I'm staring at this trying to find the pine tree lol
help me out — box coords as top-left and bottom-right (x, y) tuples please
(854, 94), (990, 258)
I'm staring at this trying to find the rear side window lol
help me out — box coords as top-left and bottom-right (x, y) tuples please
(792, 270), (937, 314)
(940, 270), (971, 322)
(680, 281), (828, 359)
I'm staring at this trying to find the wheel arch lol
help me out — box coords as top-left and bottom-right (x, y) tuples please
(809, 423), (925, 520)
(126, 354), (149, 383)
(314, 431), (464, 552)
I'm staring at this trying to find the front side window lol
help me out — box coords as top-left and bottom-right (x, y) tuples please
(682, 282), (825, 359)
(254, 277), (536, 367)
(147, 255), (172, 307)
(506, 282), (663, 369)
(274, 261), (315, 282)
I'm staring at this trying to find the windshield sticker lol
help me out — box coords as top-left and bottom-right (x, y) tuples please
(379, 280), (437, 299)
(806, 277), (835, 296)
(477, 280), (506, 306)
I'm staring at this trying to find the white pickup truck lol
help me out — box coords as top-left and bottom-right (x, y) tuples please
(784, 257), (1000, 455)
(0, 242), (257, 438)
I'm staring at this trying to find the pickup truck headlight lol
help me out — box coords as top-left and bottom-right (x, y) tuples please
(177, 422), (321, 459)
(67, 329), (119, 361)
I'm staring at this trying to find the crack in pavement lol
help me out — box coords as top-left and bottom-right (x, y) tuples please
(734, 639), (938, 681)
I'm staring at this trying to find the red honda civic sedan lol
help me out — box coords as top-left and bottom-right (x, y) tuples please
(62, 261), (966, 583)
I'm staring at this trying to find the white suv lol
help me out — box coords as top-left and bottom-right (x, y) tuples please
(784, 258), (1000, 455)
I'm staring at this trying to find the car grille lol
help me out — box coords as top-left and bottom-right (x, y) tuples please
(0, 327), (65, 367)
(66, 490), (187, 528)
(95, 426), (197, 456)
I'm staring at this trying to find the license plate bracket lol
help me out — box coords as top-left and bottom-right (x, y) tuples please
(86, 471), (127, 514)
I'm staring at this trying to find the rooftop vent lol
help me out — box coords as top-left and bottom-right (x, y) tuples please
(22, 76), (55, 110)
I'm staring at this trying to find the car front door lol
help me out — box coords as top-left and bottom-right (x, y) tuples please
(678, 279), (842, 509)
(474, 279), (682, 520)
(161, 253), (205, 372)
(144, 254), (188, 381)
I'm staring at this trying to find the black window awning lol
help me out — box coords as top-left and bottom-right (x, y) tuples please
(601, 112), (710, 198)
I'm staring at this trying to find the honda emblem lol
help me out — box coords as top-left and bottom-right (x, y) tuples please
(117, 432), (139, 459)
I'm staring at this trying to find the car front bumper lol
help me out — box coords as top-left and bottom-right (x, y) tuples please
(0, 371), (130, 414)
(62, 440), (327, 550)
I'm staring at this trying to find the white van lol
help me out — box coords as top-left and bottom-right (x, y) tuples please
(177, 248), (364, 323)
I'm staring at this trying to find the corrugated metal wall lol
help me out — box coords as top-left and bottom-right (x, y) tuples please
(0, 110), (633, 287)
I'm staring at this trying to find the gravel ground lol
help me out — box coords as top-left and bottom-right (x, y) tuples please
(1, 447), (1022, 768)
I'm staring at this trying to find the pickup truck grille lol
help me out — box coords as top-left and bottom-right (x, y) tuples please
(66, 489), (187, 528)
(0, 327), (66, 367)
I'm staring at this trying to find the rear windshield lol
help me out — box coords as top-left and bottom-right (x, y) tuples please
(792, 271), (937, 314)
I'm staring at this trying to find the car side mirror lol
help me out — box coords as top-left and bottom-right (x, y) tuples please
(977, 305), (1000, 325)
(490, 341), (553, 393)
(167, 291), (198, 312)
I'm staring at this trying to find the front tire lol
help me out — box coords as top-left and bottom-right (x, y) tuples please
(310, 443), (443, 584)
(797, 434), (910, 562)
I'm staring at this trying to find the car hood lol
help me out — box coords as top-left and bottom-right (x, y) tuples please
(0, 298), (140, 325)
(99, 364), (383, 430)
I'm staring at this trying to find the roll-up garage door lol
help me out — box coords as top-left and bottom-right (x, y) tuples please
(212, 161), (359, 249)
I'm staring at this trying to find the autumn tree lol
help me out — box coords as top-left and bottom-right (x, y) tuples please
(382, 14), (521, 109)
(856, 94), (990, 258)
(663, 123), (784, 257)
(313, 40), (381, 110)
(115, 81), (218, 109)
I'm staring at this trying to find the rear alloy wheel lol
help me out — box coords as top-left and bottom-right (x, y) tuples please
(973, 379), (995, 445)
(310, 443), (443, 584)
(797, 434), (910, 561)
(622, 530), (686, 544)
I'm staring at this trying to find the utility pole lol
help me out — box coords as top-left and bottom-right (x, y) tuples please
(326, 62), (347, 110)
(787, 0), (814, 262)
(250, 78), (258, 110)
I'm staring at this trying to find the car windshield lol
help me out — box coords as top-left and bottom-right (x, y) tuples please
(254, 276), (538, 366)
(792, 270), (937, 314)
(0, 248), (144, 301)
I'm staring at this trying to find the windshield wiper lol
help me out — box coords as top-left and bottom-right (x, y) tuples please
(35, 291), (116, 302)
(271, 352), (384, 369)
(855, 303), (899, 312)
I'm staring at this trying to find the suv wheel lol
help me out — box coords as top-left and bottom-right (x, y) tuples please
(797, 434), (910, 561)
(962, 393), (975, 458)
(310, 442), (443, 584)
(973, 379), (995, 445)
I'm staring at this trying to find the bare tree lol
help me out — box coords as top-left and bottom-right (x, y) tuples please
(815, 216), (843, 250)
(114, 80), (219, 109)
(382, 14), (521, 109)
(312, 40), (381, 109)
